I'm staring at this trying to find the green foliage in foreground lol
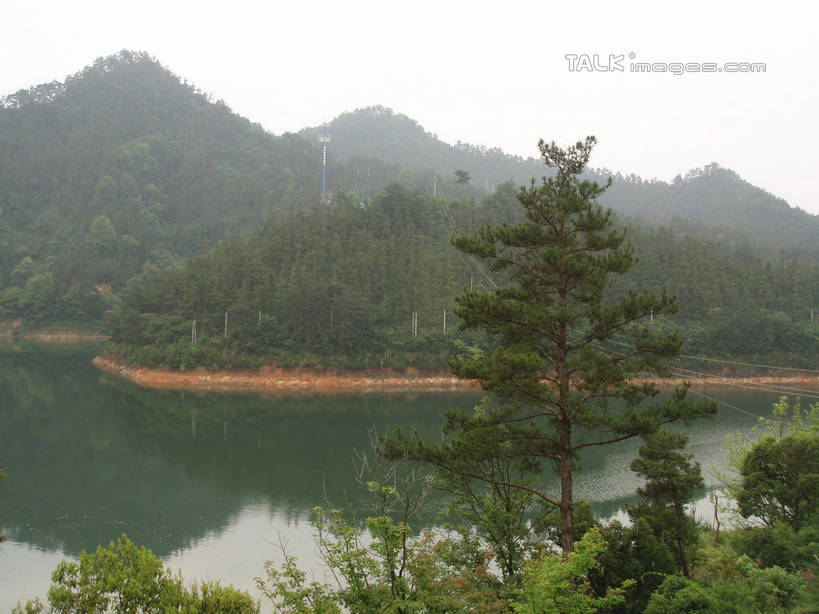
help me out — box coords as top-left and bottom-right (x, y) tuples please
(736, 430), (819, 531)
(629, 430), (703, 578)
(255, 508), (814, 614)
(645, 552), (805, 614)
(13, 536), (258, 614)
(513, 527), (633, 614)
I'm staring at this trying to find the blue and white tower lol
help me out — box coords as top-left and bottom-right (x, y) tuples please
(319, 123), (331, 193)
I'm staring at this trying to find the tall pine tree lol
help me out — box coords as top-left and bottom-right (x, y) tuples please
(386, 136), (716, 553)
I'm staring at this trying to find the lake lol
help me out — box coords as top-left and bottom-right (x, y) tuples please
(0, 343), (809, 610)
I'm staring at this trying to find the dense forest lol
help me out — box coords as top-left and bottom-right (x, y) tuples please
(0, 52), (406, 326)
(1, 51), (817, 369)
(107, 181), (819, 370)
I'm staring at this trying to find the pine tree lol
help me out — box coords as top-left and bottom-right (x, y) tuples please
(629, 430), (704, 577)
(385, 136), (716, 553)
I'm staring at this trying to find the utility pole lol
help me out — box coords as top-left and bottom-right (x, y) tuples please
(224, 311), (228, 338)
(192, 319), (197, 344)
(443, 308), (447, 334)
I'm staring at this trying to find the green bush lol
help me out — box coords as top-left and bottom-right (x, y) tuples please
(13, 535), (258, 614)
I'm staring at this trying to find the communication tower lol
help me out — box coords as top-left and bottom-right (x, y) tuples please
(319, 123), (331, 193)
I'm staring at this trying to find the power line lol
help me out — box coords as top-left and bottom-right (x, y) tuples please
(678, 354), (819, 375)
(584, 330), (819, 377)
(670, 366), (819, 400)
(430, 196), (497, 292)
(686, 388), (760, 419)
(565, 332), (819, 401)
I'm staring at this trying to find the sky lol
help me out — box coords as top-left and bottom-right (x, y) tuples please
(3, 0), (818, 215)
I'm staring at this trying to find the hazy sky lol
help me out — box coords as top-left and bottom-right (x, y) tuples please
(3, 0), (818, 215)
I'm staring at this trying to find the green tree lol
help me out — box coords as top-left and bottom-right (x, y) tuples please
(14, 535), (258, 614)
(513, 527), (633, 614)
(643, 555), (803, 614)
(386, 136), (715, 553)
(629, 430), (703, 577)
(454, 169), (471, 185)
(736, 429), (819, 531)
(256, 442), (507, 613)
(721, 396), (819, 525)
(87, 215), (118, 257)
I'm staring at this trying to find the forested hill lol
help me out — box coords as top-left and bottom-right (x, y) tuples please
(1, 51), (816, 331)
(301, 107), (819, 248)
(108, 183), (819, 371)
(0, 52), (406, 325)
(299, 106), (544, 190)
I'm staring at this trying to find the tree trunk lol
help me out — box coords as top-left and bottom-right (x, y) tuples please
(560, 434), (574, 553)
(676, 503), (691, 577)
(558, 288), (574, 553)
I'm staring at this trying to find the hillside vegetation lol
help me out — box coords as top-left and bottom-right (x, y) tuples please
(108, 182), (819, 370)
(1, 51), (817, 369)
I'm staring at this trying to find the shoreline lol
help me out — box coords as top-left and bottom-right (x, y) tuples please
(93, 355), (819, 394)
(92, 356), (481, 393)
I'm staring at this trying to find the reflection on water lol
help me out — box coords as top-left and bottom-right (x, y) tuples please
(0, 344), (807, 610)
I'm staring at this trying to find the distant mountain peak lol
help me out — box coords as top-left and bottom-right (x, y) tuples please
(1, 50), (161, 109)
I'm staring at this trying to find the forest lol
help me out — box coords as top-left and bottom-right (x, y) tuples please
(102, 178), (819, 371)
(1, 51), (817, 367)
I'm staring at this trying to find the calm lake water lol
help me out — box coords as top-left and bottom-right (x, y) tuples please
(0, 343), (811, 610)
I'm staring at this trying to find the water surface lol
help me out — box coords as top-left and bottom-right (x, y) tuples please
(0, 344), (806, 610)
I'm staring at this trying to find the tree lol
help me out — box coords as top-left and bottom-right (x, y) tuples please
(629, 430), (703, 577)
(513, 527), (633, 614)
(736, 429), (819, 531)
(87, 215), (118, 257)
(14, 535), (259, 613)
(386, 136), (715, 553)
(256, 438), (507, 613)
(454, 169), (471, 184)
(720, 396), (819, 524)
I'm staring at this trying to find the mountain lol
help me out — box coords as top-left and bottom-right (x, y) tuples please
(302, 107), (819, 248)
(0, 52), (402, 324)
(0, 51), (317, 272)
(299, 106), (543, 191)
(1, 51), (816, 330)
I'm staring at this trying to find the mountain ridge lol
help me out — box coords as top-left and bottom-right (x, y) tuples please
(1, 51), (816, 331)
(301, 105), (818, 246)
